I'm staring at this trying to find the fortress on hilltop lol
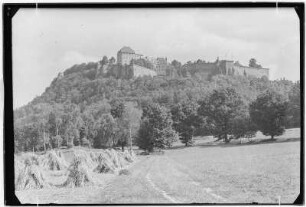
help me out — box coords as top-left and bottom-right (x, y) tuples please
(114, 46), (269, 79)
(116, 46), (167, 77)
(117, 46), (143, 65)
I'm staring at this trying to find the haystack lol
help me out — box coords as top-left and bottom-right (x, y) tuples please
(109, 149), (123, 168)
(71, 150), (96, 169)
(93, 162), (115, 174)
(89, 151), (100, 164)
(14, 157), (25, 185)
(117, 152), (129, 167)
(41, 150), (67, 171)
(130, 150), (136, 159)
(15, 162), (50, 191)
(23, 153), (40, 166)
(93, 154), (116, 174)
(62, 156), (94, 188)
(122, 150), (135, 163)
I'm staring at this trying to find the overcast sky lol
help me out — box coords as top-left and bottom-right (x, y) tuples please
(13, 8), (300, 109)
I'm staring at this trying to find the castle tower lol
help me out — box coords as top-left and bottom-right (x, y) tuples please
(117, 46), (142, 65)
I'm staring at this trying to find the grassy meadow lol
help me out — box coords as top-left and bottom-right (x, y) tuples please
(15, 128), (300, 204)
(166, 140), (300, 203)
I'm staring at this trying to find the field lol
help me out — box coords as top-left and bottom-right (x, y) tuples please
(16, 128), (301, 204)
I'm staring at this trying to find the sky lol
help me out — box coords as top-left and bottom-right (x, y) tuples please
(13, 8), (300, 109)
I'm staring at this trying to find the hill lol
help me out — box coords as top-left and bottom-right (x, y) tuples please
(13, 59), (300, 153)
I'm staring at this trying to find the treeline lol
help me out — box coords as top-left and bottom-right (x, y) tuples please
(14, 60), (300, 153)
(14, 100), (142, 152)
(136, 85), (298, 152)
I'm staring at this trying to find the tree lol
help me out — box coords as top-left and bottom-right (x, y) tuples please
(79, 125), (89, 147)
(171, 101), (200, 146)
(249, 58), (262, 68)
(73, 116), (84, 146)
(47, 111), (63, 148)
(115, 102), (142, 151)
(37, 117), (49, 151)
(64, 123), (78, 148)
(51, 135), (63, 149)
(137, 119), (153, 151)
(110, 99), (125, 119)
(101, 56), (109, 65)
(171, 60), (182, 69)
(109, 57), (116, 64)
(23, 123), (43, 152)
(198, 87), (245, 143)
(14, 126), (26, 152)
(231, 111), (257, 141)
(137, 103), (178, 152)
(250, 89), (288, 139)
(287, 82), (300, 128)
(93, 114), (117, 148)
(55, 117), (63, 147)
(81, 112), (96, 147)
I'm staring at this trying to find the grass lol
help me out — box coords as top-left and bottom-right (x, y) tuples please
(164, 140), (300, 203)
(15, 128), (300, 204)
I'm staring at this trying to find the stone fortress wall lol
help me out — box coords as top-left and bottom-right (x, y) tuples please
(117, 47), (168, 77)
(132, 64), (157, 77)
(116, 46), (269, 79)
(218, 60), (269, 79)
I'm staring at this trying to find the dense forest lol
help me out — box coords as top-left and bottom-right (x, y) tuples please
(14, 58), (301, 153)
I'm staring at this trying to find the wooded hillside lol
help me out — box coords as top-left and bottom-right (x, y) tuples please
(14, 60), (300, 152)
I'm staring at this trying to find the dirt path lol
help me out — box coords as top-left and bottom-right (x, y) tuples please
(86, 155), (169, 203)
(89, 154), (229, 204)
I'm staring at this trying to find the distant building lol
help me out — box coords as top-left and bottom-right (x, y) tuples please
(117, 46), (142, 65)
(143, 56), (168, 76)
(116, 47), (168, 78)
(155, 57), (168, 76)
(115, 46), (269, 79)
(216, 59), (269, 79)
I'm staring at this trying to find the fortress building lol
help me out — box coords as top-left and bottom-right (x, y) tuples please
(116, 47), (168, 77)
(114, 46), (269, 79)
(216, 60), (269, 79)
(117, 46), (143, 65)
(155, 57), (168, 76)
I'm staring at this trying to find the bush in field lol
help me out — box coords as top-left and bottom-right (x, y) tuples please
(137, 103), (178, 152)
(198, 87), (246, 143)
(250, 89), (288, 139)
(171, 100), (201, 146)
